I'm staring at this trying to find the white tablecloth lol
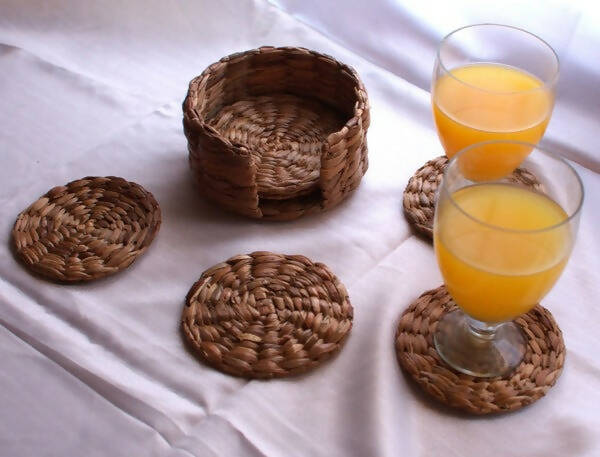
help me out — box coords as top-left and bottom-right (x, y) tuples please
(1, 1), (599, 456)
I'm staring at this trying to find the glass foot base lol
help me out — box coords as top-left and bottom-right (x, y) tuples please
(434, 309), (526, 377)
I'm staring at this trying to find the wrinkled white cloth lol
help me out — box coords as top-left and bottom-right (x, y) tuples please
(0, 1), (598, 456)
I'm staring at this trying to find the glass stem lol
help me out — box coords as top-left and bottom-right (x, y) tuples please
(466, 316), (501, 341)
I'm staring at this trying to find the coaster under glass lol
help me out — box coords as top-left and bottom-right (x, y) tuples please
(395, 285), (565, 415)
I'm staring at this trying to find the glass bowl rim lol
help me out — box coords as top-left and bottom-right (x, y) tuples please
(436, 23), (560, 95)
(440, 139), (584, 234)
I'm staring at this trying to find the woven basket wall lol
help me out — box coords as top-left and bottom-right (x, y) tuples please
(183, 46), (370, 220)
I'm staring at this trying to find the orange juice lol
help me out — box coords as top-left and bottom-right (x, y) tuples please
(433, 64), (553, 180)
(434, 183), (570, 323)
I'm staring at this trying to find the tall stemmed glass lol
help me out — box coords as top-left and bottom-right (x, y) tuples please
(432, 24), (559, 179)
(434, 141), (583, 377)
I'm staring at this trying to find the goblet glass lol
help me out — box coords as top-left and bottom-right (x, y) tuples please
(434, 140), (583, 377)
(432, 24), (559, 179)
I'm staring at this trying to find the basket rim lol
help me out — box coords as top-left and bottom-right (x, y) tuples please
(183, 46), (369, 152)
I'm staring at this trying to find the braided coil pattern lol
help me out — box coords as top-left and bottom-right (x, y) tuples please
(12, 176), (161, 282)
(183, 252), (353, 378)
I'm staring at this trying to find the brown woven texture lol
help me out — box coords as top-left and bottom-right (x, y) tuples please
(395, 285), (565, 415)
(183, 46), (370, 220)
(12, 176), (161, 282)
(402, 156), (542, 238)
(182, 251), (353, 378)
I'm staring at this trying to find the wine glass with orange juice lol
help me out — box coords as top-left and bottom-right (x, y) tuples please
(432, 24), (559, 180)
(433, 141), (583, 377)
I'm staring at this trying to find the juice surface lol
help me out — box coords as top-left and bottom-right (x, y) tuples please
(435, 183), (570, 323)
(433, 64), (553, 168)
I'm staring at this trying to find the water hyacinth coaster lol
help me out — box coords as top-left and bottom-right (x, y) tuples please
(182, 251), (353, 379)
(395, 285), (565, 414)
(12, 176), (161, 282)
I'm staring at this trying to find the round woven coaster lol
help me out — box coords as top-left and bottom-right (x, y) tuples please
(395, 285), (565, 415)
(182, 251), (353, 379)
(12, 176), (161, 282)
(402, 156), (542, 239)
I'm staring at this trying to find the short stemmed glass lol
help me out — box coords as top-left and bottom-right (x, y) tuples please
(432, 24), (559, 162)
(433, 141), (583, 377)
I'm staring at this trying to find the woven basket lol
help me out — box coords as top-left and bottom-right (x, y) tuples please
(183, 46), (370, 220)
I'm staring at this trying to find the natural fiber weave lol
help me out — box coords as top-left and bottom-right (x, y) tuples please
(208, 94), (344, 200)
(182, 252), (353, 378)
(403, 156), (543, 238)
(183, 46), (370, 220)
(12, 177), (161, 282)
(395, 285), (565, 415)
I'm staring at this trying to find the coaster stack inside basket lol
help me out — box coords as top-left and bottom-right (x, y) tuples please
(183, 46), (370, 220)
